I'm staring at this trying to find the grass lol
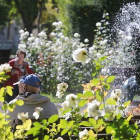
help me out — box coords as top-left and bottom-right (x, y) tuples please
(40, 92), (65, 103)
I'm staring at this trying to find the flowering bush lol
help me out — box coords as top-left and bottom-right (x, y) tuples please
(0, 12), (140, 140)
(18, 21), (93, 94)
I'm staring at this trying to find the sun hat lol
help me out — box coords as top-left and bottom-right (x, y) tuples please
(13, 74), (41, 88)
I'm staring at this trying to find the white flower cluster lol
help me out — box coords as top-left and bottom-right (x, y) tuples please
(61, 94), (78, 109)
(87, 99), (104, 120)
(79, 129), (88, 139)
(0, 63), (12, 73)
(56, 83), (68, 98)
(52, 21), (63, 30)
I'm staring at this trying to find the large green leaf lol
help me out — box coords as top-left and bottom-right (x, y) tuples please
(48, 114), (59, 123)
(15, 100), (24, 106)
(61, 128), (69, 136)
(83, 91), (94, 97)
(80, 121), (91, 126)
(60, 119), (67, 128)
(106, 98), (116, 105)
(6, 86), (13, 96)
(91, 78), (99, 86)
(78, 99), (88, 107)
(106, 76), (116, 83)
(89, 118), (96, 126)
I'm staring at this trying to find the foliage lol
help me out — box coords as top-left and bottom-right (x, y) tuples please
(0, 0), (11, 31)
(18, 22), (93, 94)
(0, 9), (140, 140)
(57, 0), (103, 46)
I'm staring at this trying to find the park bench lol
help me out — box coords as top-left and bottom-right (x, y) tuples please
(11, 115), (140, 140)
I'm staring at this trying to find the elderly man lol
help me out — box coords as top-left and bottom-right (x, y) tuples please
(8, 74), (58, 125)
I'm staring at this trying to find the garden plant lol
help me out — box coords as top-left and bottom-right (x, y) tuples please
(0, 12), (140, 140)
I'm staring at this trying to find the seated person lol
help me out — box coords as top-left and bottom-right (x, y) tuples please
(8, 74), (58, 125)
(121, 75), (140, 102)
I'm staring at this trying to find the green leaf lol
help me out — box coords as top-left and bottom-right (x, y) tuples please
(106, 98), (117, 105)
(89, 118), (96, 126)
(99, 56), (107, 61)
(6, 86), (13, 96)
(91, 78), (99, 86)
(80, 121), (92, 126)
(61, 108), (71, 116)
(2, 104), (8, 110)
(103, 83), (110, 90)
(48, 114), (59, 123)
(8, 103), (15, 112)
(0, 87), (5, 97)
(78, 99), (88, 107)
(106, 126), (114, 134)
(0, 97), (4, 102)
(83, 91), (94, 97)
(61, 128), (69, 135)
(43, 135), (49, 140)
(106, 76), (116, 83)
(33, 122), (42, 129)
(116, 113), (121, 120)
(15, 100), (24, 106)
(60, 119), (67, 128)
(77, 93), (83, 99)
(124, 101), (131, 107)
(99, 104), (105, 110)
(68, 121), (75, 128)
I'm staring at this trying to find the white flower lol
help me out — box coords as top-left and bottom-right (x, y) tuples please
(18, 44), (26, 49)
(56, 91), (64, 98)
(111, 89), (122, 97)
(125, 35), (132, 41)
(38, 31), (47, 39)
(50, 32), (56, 37)
(56, 137), (64, 140)
(100, 39), (107, 45)
(33, 107), (43, 120)
(110, 89), (122, 101)
(101, 68), (110, 74)
(96, 53), (101, 58)
(17, 112), (29, 121)
(87, 100), (103, 119)
(84, 38), (89, 43)
(96, 22), (101, 27)
(79, 129), (88, 139)
(0, 63), (12, 73)
(61, 101), (69, 110)
(19, 30), (24, 34)
(57, 83), (68, 92)
(105, 105), (116, 114)
(72, 48), (90, 64)
(74, 33), (80, 38)
(66, 94), (78, 108)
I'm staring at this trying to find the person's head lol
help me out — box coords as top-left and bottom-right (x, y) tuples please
(16, 50), (26, 63)
(14, 74), (41, 94)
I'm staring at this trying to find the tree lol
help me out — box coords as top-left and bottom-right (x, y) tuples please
(0, 0), (11, 31)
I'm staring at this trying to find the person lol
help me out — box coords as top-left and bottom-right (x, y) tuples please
(7, 74), (58, 125)
(4, 50), (34, 102)
(121, 75), (140, 102)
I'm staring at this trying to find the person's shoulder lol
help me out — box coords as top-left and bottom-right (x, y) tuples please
(9, 58), (16, 64)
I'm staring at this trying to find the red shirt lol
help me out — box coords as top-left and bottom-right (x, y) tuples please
(4, 58), (34, 87)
